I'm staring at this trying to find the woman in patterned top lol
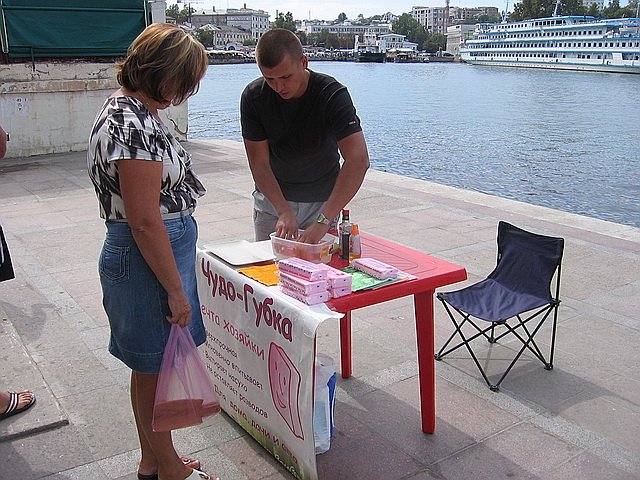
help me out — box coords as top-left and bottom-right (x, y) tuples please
(87, 24), (213, 480)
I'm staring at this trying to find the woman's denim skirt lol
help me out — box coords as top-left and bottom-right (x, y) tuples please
(99, 215), (205, 374)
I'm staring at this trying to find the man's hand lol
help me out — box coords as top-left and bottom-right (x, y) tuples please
(274, 210), (299, 239)
(297, 221), (330, 244)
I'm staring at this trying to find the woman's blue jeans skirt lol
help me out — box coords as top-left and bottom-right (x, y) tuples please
(99, 215), (205, 374)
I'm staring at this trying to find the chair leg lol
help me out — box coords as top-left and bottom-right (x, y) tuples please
(436, 300), (497, 360)
(435, 300), (468, 359)
(493, 307), (555, 368)
(489, 323), (497, 343)
(491, 307), (558, 389)
(548, 303), (560, 369)
(437, 300), (560, 392)
(436, 301), (496, 389)
(435, 312), (491, 359)
(511, 314), (550, 367)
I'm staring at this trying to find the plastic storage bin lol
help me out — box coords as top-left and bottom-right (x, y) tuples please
(270, 231), (335, 263)
(314, 353), (336, 454)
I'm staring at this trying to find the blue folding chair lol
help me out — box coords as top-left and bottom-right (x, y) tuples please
(436, 222), (564, 391)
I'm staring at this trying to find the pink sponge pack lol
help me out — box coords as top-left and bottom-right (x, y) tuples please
(316, 264), (353, 289)
(279, 271), (328, 295)
(350, 258), (398, 280)
(277, 258), (352, 304)
(277, 257), (328, 282)
(279, 286), (330, 305)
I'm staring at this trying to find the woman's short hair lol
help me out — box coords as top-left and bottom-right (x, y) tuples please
(116, 23), (207, 105)
(255, 29), (303, 68)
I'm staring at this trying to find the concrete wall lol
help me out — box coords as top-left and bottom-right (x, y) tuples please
(0, 62), (187, 159)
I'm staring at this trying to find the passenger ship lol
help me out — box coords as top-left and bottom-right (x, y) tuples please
(460, 15), (640, 73)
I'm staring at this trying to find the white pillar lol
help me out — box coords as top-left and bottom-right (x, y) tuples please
(151, 0), (167, 23)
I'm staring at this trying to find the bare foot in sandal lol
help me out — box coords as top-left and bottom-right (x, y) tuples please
(137, 456), (202, 480)
(0, 390), (36, 420)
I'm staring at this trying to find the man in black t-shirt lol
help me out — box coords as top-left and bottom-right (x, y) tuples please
(241, 29), (370, 243)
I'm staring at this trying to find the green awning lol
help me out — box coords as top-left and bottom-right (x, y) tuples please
(0, 0), (150, 58)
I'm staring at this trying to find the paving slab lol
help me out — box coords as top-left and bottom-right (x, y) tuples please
(0, 140), (639, 479)
(0, 306), (68, 443)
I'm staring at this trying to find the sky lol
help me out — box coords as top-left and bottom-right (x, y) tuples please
(173, 1), (506, 22)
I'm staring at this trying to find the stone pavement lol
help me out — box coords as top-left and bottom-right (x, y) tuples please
(0, 139), (638, 480)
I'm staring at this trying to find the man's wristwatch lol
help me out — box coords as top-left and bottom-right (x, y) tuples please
(315, 212), (330, 225)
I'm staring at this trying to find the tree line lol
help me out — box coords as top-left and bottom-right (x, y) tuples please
(510, 0), (639, 21)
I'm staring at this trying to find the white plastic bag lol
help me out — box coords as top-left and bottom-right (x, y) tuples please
(314, 353), (336, 454)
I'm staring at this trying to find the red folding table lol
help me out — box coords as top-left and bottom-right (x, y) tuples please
(328, 232), (467, 433)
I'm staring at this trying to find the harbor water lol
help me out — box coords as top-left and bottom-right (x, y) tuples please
(189, 62), (640, 227)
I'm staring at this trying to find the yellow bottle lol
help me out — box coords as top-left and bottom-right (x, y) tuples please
(349, 224), (361, 260)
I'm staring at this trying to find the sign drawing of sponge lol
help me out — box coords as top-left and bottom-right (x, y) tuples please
(268, 342), (304, 440)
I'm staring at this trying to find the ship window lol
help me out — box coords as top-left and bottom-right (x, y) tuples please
(622, 42), (626, 47)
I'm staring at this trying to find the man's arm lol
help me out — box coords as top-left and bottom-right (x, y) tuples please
(298, 131), (369, 244)
(243, 139), (299, 238)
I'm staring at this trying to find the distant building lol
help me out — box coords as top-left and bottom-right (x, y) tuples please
(412, 5), (500, 32)
(445, 23), (475, 55)
(449, 6), (500, 22)
(198, 24), (252, 49)
(190, 4), (269, 42)
(477, 6), (501, 17)
(300, 20), (392, 38)
(581, 0), (605, 10)
(411, 6), (447, 34)
(379, 33), (418, 52)
(380, 12), (400, 23)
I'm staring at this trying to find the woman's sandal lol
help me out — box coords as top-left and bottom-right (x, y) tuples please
(185, 468), (219, 480)
(137, 457), (203, 480)
(0, 391), (36, 420)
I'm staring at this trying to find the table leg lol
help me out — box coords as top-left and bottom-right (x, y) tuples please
(340, 311), (352, 378)
(414, 290), (435, 433)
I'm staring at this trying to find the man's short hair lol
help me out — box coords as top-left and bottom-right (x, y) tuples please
(255, 29), (303, 68)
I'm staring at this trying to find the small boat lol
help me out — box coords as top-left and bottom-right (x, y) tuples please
(206, 49), (255, 65)
(427, 49), (456, 62)
(392, 50), (428, 63)
(354, 33), (386, 63)
(357, 50), (386, 62)
(460, 15), (640, 74)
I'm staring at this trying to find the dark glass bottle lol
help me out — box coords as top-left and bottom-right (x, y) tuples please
(340, 209), (352, 260)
